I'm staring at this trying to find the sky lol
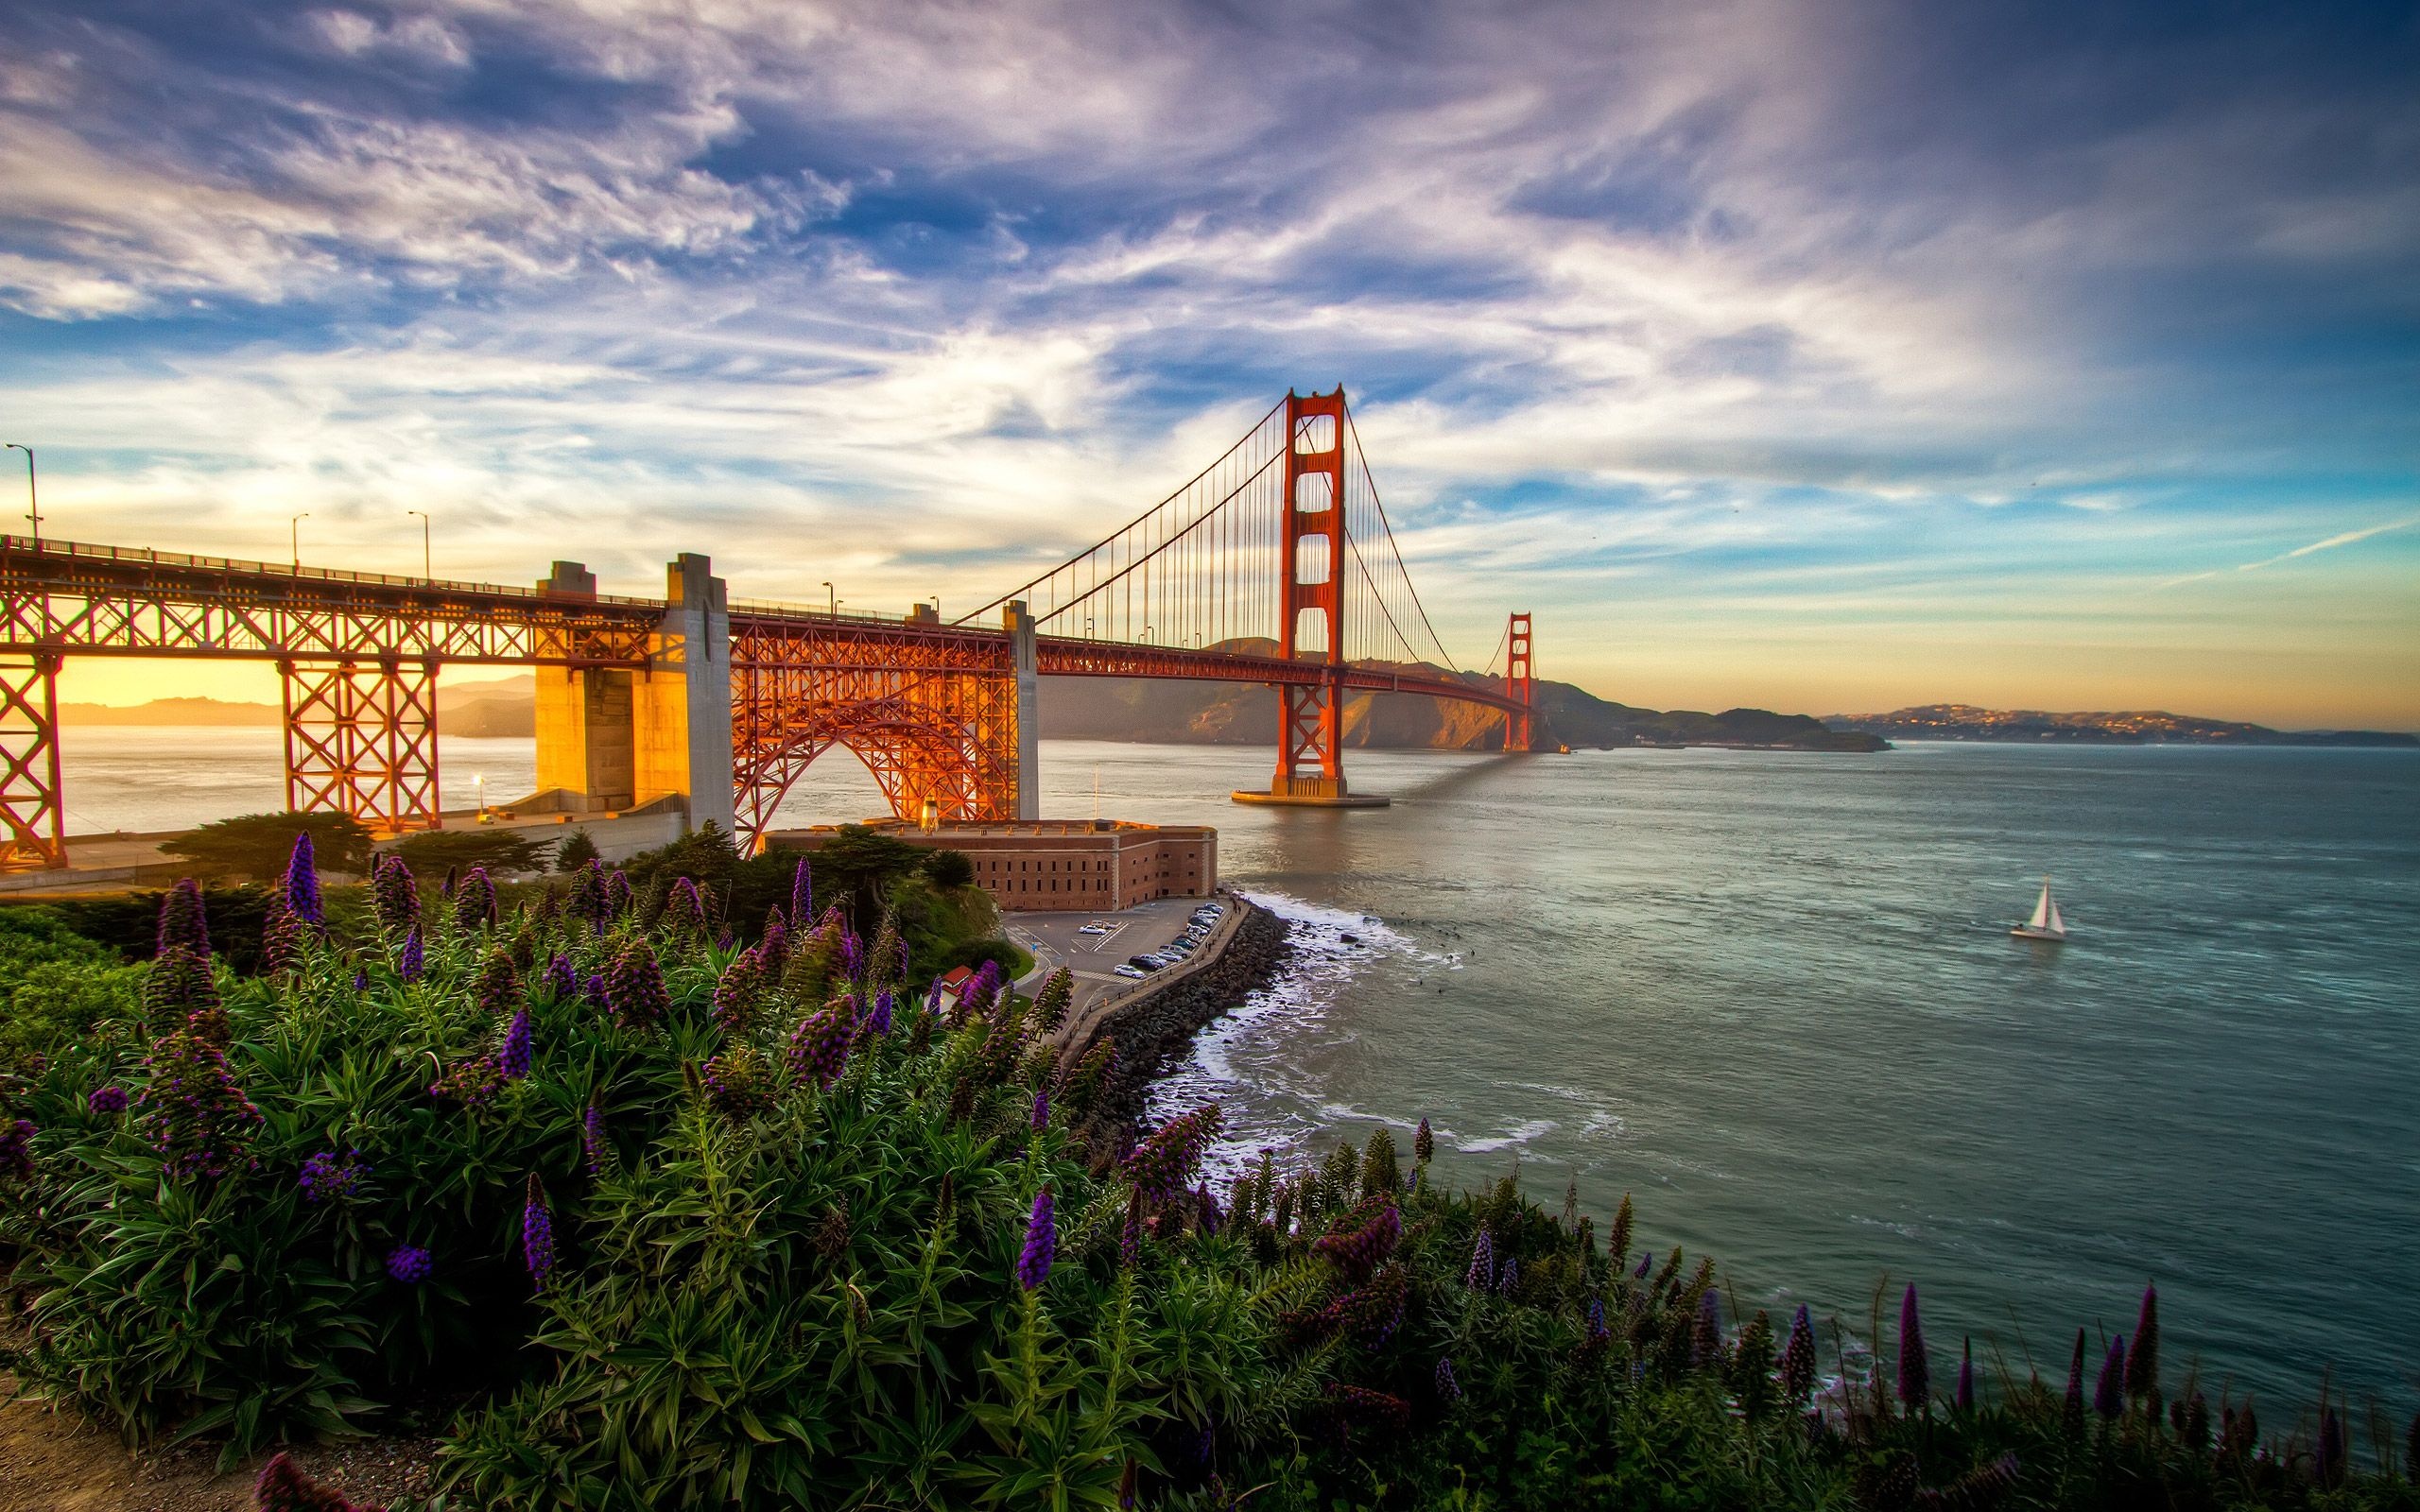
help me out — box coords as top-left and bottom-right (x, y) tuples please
(2, 0), (2414, 729)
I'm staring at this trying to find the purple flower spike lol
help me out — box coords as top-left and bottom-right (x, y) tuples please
(1465, 1228), (1495, 1289)
(2093, 1333), (2127, 1419)
(867, 988), (893, 1038)
(546, 954), (577, 1000)
(523, 1175), (556, 1292)
(1030, 1089), (1049, 1132)
(385, 1245), (433, 1284)
(283, 832), (322, 926)
(298, 1148), (367, 1203)
(1017, 1189), (1056, 1291)
(352, 969), (368, 993)
(581, 1104), (609, 1176)
(87, 1085), (128, 1115)
(1781, 1304), (1818, 1404)
(1587, 1297), (1609, 1340)
(157, 877), (212, 957)
(1497, 1256), (1517, 1295)
(399, 926), (424, 983)
(1435, 1355), (1461, 1401)
(1955, 1337), (1976, 1411)
(789, 855), (813, 928)
(496, 1008), (533, 1081)
(1897, 1283), (1930, 1412)
(0, 1119), (36, 1181)
(1634, 1251), (1652, 1280)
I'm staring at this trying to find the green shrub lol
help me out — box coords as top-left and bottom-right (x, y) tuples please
(387, 828), (555, 876)
(922, 848), (976, 889)
(0, 909), (147, 1070)
(554, 830), (601, 872)
(159, 811), (373, 882)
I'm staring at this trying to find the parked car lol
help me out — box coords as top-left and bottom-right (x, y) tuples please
(1077, 923), (1112, 936)
(1113, 964), (1147, 979)
(1126, 954), (1163, 971)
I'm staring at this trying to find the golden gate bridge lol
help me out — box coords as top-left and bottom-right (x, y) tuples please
(0, 387), (1536, 869)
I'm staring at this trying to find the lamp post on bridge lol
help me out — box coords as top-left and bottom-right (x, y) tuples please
(822, 580), (835, 621)
(290, 513), (310, 568)
(406, 509), (431, 578)
(3, 444), (37, 541)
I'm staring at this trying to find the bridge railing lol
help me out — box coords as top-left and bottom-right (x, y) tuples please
(0, 535), (663, 609)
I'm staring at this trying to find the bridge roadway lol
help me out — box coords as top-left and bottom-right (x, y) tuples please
(0, 533), (1530, 867)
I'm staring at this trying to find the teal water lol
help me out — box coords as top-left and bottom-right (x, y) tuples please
(1093, 740), (2420, 1414)
(46, 730), (2420, 1410)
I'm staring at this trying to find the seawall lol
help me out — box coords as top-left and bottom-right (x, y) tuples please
(1061, 894), (1291, 1151)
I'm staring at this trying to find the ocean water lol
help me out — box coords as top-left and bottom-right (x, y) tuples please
(45, 729), (2420, 1409)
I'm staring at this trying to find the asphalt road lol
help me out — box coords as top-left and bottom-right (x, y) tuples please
(1004, 892), (1225, 1021)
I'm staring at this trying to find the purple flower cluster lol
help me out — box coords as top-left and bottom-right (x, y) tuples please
(1311, 1201), (1402, 1281)
(298, 1148), (368, 1203)
(282, 833), (323, 927)
(1692, 1290), (1724, 1369)
(712, 950), (767, 1032)
(1029, 1088), (1050, 1132)
(385, 1245), (433, 1284)
(1435, 1355), (1461, 1401)
(567, 859), (610, 925)
(759, 911), (790, 971)
(786, 1005), (853, 1090)
(864, 988), (893, 1040)
(1897, 1283), (1930, 1411)
(1340, 1263), (1409, 1346)
(1497, 1257), (1518, 1296)
(545, 953), (578, 1001)
(581, 1104), (609, 1176)
(789, 856), (813, 928)
(428, 1055), (506, 1110)
(461, 866), (504, 934)
(523, 1175), (556, 1291)
(1016, 1189), (1056, 1291)
(87, 1085), (128, 1115)
(1464, 1228), (1495, 1290)
(137, 1028), (263, 1181)
(475, 951), (520, 1017)
(495, 1008), (534, 1081)
(1413, 1117), (1434, 1166)
(260, 896), (305, 975)
(607, 868), (634, 917)
(1781, 1304), (1818, 1404)
(2094, 1335), (2127, 1419)
(608, 939), (669, 1031)
(157, 877), (211, 956)
(1956, 1337), (1977, 1412)
(371, 854), (420, 931)
(702, 1043), (776, 1119)
(0, 1118), (34, 1181)
(398, 926), (424, 984)
(666, 876), (709, 938)
(1122, 1105), (1222, 1202)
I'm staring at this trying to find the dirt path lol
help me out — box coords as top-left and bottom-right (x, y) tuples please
(0, 1376), (438, 1512)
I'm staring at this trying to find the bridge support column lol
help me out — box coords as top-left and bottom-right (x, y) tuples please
(1007, 599), (1039, 820)
(0, 652), (68, 870)
(527, 555), (733, 836)
(1235, 387), (1387, 809)
(1507, 611), (1536, 753)
(279, 656), (442, 835)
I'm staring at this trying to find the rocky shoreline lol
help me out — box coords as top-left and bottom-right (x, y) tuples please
(1066, 896), (1292, 1151)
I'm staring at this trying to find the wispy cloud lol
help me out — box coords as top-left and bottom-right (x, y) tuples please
(2159, 514), (2420, 589)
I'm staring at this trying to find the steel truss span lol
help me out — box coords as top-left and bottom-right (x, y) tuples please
(0, 387), (1533, 867)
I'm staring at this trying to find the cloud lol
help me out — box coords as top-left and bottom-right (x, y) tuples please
(2159, 514), (2420, 589)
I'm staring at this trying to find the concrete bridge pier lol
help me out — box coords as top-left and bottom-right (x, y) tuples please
(527, 555), (734, 835)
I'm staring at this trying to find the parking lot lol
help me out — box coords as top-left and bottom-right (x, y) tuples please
(1005, 892), (1228, 1021)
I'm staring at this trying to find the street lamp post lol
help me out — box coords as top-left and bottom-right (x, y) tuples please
(475, 773), (488, 823)
(290, 512), (310, 568)
(822, 581), (835, 620)
(3, 444), (37, 541)
(406, 509), (431, 578)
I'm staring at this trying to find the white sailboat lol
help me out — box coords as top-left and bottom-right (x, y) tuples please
(2011, 877), (2067, 941)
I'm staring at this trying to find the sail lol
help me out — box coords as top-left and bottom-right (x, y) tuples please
(2047, 897), (2065, 935)
(2029, 883), (2053, 931)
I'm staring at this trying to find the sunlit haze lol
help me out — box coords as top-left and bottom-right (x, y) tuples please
(6, 2), (2415, 728)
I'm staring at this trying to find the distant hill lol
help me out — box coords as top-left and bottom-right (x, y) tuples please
(58, 665), (1885, 753)
(1827, 704), (2415, 747)
(61, 675), (538, 737)
(1041, 640), (1885, 752)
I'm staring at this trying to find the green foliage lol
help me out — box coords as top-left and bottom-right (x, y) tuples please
(0, 908), (147, 1069)
(554, 830), (602, 872)
(3, 880), (2412, 1510)
(922, 848), (976, 889)
(935, 936), (1032, 981)
(159, 811), (372, 882)
(388, 827), (555, 876)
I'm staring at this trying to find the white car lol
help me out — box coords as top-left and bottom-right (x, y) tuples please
(1077, 923), (1112, 936)
(1113, 964), (1147, 979)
